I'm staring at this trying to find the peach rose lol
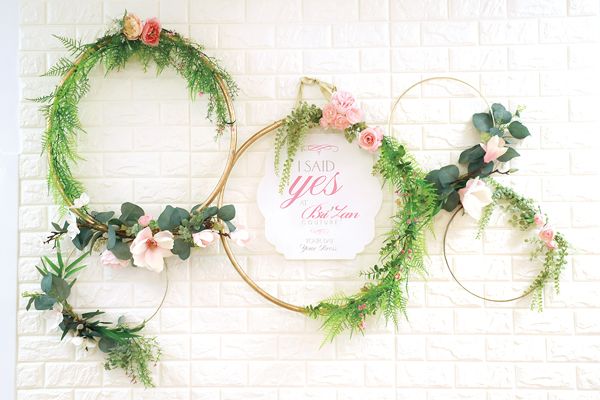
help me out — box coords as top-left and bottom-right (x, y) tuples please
(333, 114), (350, 130)
(141, 18), (161, 47)
(346, 106), (364, 125)
(331, 91), (356, 114)
(358, 126), (384, 152)
(122, 14), (142, 40)
(321, 103), (337, 123)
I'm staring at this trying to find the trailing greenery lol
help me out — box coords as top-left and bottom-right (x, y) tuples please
(22, 244), (161, 387)
(273, 102), (323, 193)
(485, 178), (569, 311)
(306, 137), (440, 341)
(33, 15), (237, 207)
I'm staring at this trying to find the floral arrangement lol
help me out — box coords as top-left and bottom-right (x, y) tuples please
(272, 83), (569, 341)
(23, 12), (243, 387)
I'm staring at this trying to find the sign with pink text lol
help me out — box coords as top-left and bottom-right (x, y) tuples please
(257, 133), (383, 260)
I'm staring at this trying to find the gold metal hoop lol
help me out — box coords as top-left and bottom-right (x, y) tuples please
(443, 206), (534, 302)
(47, 45), (237, 231)
(217, 121), (306, 313)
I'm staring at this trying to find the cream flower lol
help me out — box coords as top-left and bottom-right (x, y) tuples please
(42, 302), (63, 332)
(480, 136), (508, 163)
(458, 177), (493, 220)
(122, 13), (143, 40)
(192, 230), (217, 248)
(72, 193), (89, 209)
(100, 250), (129, 269)
(130, 227), (174, 273)
(230, 228), (251, 247)
(66, 212), (80, 239)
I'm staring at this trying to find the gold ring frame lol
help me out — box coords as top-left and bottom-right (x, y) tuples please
(47, 50), (238, 232)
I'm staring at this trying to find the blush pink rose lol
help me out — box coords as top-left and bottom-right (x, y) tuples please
(319, 117), (329, 128)
(100, 250), (129, 269)
(141, 18), (161, 47)
(346, 106), (364, 125)
(321, 103), (337, 123)
(138, 214), (153, 227)
(331, 91), (356, 114)
(533, 213), (545, 227)
(358, 127), (384, 152)
(538, 226), (557, 249)
(333, 114), (350, 130)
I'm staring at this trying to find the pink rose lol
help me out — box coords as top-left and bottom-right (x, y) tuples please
(538, 226), (555, 246)
(346, 106), (364, 125)
(321, 103), (337, 123)
(193, 230), (217, 248)
(533, 213), (545, 227)
(358, 127), (384, 152)
(331, 91), (356, 114)
(141, 18), (161, 47)
(230, 228), (251, 247)
(546, 240), (558, 250)
(138, 214), (153, 227)
(333, 114), (350, 130)
(319, 117), (329, 128)
(100, 250), (129, 269)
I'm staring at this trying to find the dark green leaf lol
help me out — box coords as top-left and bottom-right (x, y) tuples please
(472, 112), (493, 132)
(438, 165), (460, 186)
(119, 202), (145, 226)
(82, 310), (104, 319)
(442, 190), (460, 212)
(107, 225), (117, 249)
(497, 147), (520, 162)
(225, 221), (236, 233)
(94, 211), (115, 223)
(489, 127), (503, 136)
(171, 238), (191, 260)
(41, 274), (53, 294)
(507, 121), (530, 139)
(170, 207), (189, 228)
(111, 239), (132, 261)
(458, 144), (485, 164)
(491, 103), (512, 124)
(204, 206), (218, 218)
(217, 204), (236, 221)
(51, 222), (63, 231)
(157, 206), (175, 230)
(26, 297), (35, 311)
(72, 227), (93, 251)
(34, 295), (56, 310)
(42, 256), (60, 275)
(98, 337), (117, 353)
(52, 276), (71, 300)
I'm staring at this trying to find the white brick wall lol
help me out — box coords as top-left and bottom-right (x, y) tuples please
(15, 0), (600, 399)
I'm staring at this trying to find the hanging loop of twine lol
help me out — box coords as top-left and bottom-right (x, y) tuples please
(295, 76), (337, 106)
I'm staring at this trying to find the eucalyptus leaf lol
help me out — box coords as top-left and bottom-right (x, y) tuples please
(458, 144), (485, 164)
(442, 190), (460, 212)
(508, 121), (530, 139)
(225, 220), (236, 233)
(157, 206), (175, 230)
(491, 103), (512, 124)
(217, 204), (236, 221)
(438, 165), (459, 186)
(497, 147), (520, 162)
(94, 211), (115, 224)
(472, 112), (493, 132)
(41, 274), (53, 294)
(171, 238), (191, 260)
(34, 295), (56, 310)
(72, 227), (93, 251)
(489, 127), (503, 137)
(98, 337), (117, 353)
(111, 239), (132, 261)
(107, 224), (117, 249)
(120, 202), (145, 226)
(52, 276), (71, 300)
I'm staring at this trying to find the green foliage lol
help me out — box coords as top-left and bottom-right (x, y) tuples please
(104, 337), (161, 387)
(37, 21), (237, 207)
(274, 102), (322, 192)
(307, 137), (440, 342)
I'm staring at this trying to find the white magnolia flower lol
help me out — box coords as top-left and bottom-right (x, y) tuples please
(42, 302), (64, 332)
(66, 211), (80, 239)
(71, 335), (97, 355)
(192, 229), (217, 248)
(458, 177), (493, 220)
(72, 193), (90, 209)
(230, 228), (251, 247)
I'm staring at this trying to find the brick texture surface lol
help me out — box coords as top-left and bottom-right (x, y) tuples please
(16, 0), (600, 398)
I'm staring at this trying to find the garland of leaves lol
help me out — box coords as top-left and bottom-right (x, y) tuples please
(33, 12), (237, 207)
(272, 83), (569, 341)
(23, 12), (243, 387)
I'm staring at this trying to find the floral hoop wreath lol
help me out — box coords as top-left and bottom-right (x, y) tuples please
(219, 77), (569, 342)
(23, 13), (247, 387)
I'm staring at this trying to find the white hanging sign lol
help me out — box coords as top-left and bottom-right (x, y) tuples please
(257, 133), (383, 260)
